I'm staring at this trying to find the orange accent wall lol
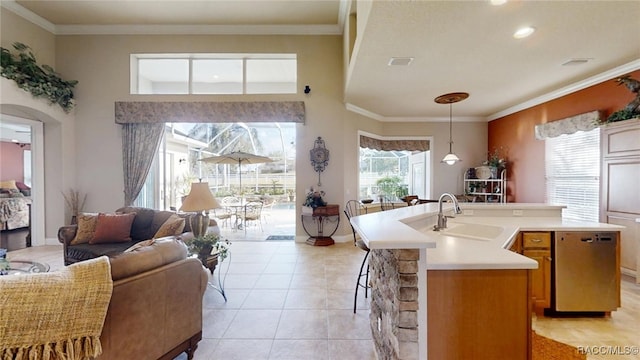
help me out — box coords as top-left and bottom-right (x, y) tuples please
(488, 70), (639, 203)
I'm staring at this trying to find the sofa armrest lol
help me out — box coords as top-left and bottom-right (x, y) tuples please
(58, 225), (78, 245)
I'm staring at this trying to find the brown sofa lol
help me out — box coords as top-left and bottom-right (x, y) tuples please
(98, 238), (208, 360)
(58, 207), (199, 265)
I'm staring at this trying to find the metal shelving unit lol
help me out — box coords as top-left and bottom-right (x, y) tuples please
(463, 169), (507, 203)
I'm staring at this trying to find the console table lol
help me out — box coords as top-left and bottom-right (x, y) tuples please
(301, 204), (340, 246)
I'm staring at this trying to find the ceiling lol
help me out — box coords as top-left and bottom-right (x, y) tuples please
(2, 0), (640, 121)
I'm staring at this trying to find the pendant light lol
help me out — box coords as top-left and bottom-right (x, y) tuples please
(435, 92), (469, 165)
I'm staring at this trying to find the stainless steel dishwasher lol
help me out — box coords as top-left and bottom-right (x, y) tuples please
(553, 231), (619, 312)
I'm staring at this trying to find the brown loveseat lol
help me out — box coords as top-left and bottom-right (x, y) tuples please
(58, 207), (198, 265)
(99, 238), (208, 360)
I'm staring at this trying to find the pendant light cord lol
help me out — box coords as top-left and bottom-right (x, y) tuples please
(449, 103), (453, 152)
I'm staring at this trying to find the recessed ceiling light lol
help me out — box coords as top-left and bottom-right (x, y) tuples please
(388, 57), (414, 66)
(562, 58), (593, 66)
(490, 0), (507, 5)
(513, 26), (535, 39)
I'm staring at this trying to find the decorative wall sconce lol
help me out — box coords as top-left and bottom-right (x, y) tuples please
(304, 85), (311, 94)
(310, 136), (329, 186)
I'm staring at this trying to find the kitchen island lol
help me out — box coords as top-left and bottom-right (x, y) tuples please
(350, 202), (623, 360)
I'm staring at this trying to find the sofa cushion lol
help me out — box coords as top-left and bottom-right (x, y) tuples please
(116, 207), (157, 241)
(90, 213), (136, 244)
(66, 242), (134, 263)
(109, 238), (188, 281)
(153, 214), (186, 239)
(70, 212), (99, 245)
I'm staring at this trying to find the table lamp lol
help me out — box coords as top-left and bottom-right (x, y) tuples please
(179, 182), (221, 238)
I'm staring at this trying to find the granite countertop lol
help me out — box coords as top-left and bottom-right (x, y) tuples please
(349, 203), (624, 271)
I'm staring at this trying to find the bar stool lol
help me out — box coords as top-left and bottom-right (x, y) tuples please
(353, 239), (370, 313)
(344, 200), (370, 313)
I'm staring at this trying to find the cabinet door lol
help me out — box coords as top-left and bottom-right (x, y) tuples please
(523, 232), (551, 249)
(523, 249), (551, 312)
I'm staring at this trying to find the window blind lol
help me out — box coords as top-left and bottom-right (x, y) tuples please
(545, 128), (600, 222)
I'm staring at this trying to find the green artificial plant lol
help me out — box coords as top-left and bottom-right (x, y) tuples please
(1, 42), (78, 113)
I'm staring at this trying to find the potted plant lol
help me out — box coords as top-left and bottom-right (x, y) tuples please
(184, 233), (230, 266)
(482, 148), (507, 179)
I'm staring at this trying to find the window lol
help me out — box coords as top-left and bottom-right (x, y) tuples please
(358, 134), (431, 201)
(131, 54), (297, 95)
(136, 122), (296, 211)
(545, 128), (600, 222)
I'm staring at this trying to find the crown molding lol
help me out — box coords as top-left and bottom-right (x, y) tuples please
(1, 0), (55, 33)
(55, 24), (343, 36)
(2, 0), (343, 36)
(345, 103), (485, 123)
(487, 59), (640, 121)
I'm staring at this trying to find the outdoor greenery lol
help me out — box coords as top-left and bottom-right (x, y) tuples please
(376, 176), (408, 199)
(0, 42), (78, 113)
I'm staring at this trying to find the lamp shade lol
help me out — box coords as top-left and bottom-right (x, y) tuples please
(180, 182), (221, 212)
(441, 152), (461, 165)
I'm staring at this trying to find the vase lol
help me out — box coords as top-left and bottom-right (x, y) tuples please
(489, 166), (498, 179)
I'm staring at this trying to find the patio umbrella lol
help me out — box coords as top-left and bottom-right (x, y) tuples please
(199, 151), (273, 192)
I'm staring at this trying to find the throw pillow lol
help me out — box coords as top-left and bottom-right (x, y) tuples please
(153, 214), (186, 239)
(70, 213), (99, 245)
(124, 239), (155, 252)
(90, 212), (136, 244)
(0, 180), (17, 189)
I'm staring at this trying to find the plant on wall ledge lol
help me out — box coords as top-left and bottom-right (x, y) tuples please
(0, 42), (78, 113)
(606, 75), (640, 123)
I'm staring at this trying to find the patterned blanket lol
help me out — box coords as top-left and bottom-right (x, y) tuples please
(0, 256), (113, 360)
(0, 197), (31, 230)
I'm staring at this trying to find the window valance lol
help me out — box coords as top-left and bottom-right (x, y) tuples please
(359, 135), (429, 151)
(534, 110), (603, 140)
(114, 101), (305, 124)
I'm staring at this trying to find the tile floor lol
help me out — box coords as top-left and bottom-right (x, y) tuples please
(8, 241), (640, 360)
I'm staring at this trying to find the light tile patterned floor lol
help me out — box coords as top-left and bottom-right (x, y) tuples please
(8, 242), (640, 360)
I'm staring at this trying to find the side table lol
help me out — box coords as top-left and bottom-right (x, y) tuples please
(301, 204), (340, 246)
(197, 251), (230, 302)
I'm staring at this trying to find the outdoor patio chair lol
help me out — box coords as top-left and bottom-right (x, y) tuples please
(261, 198), (276, 224)
(212, 207), (233, 228)
(380, 196), (395, 211)
(238, 200), (263, 232)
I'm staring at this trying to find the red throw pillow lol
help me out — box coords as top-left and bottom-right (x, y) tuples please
(90, 213), (136, 244)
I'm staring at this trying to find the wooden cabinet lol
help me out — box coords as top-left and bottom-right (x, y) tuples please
(601, 118), (640, 283)
(463, 169), (507, 203)
(427, 269), (531, 360)
(520, 231), (552, 314)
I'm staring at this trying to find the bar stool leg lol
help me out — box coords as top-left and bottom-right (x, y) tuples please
(354, 249), (370, 313)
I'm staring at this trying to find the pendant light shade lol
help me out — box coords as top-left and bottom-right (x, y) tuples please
(435, 92), (469, 166)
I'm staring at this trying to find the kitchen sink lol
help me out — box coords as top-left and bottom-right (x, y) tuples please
(437, 222), (505, 241)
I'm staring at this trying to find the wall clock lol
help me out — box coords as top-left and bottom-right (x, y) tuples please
(310, 136), (330, 186)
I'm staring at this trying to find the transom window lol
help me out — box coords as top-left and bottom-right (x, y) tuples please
(131, 54), (297, 95)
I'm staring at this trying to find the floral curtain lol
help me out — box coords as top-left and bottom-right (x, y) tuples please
(534, 110), (603, 140)
(359, 135), (429, 151)
(114, 101), (306, 124)
(121, 123), (164, 206)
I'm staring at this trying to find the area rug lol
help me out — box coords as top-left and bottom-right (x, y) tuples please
(533, 331), (586, 360)
(265, 235), (295, 241)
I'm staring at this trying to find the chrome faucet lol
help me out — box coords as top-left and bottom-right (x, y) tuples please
(433, 192), (462, 231)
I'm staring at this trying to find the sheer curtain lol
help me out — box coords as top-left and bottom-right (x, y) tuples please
(121, 123), (164, 206)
